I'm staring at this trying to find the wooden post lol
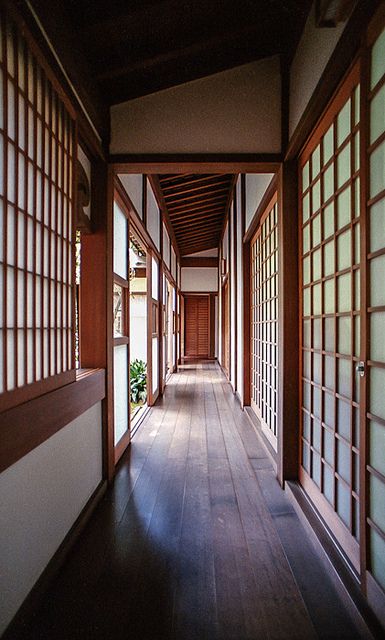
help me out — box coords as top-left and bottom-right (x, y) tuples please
(277, 161), (299, 486)
(81, 159), (114, 481)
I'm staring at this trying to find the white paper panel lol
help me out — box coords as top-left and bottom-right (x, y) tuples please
(7, 330), (15, 390)
(17, 329), (24, 388)
(0, 330), (3, 393)
(114, 345), (129, 445)
(152, 256), (158, 300)
(147, 182), (160, 250)
(171, 247), (177, 280)
(113, 202), (127, 279)
(163, 224), (170, 269)
(152, 337), (158, 394)
(118, 174), (143, 219)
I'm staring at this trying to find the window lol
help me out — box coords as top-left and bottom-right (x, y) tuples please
(113, 199), (129, 449)
(250, 196), (279, 450)
(299, 64), (361, 563)
(0, 10), (76, 411)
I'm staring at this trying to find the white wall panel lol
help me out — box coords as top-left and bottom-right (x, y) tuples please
(171, 247), (177, 279)
(147, 182), (160, 250)
(111, 57), (281, 154)
(163, 224), (170, 269)
(0, 403), (103, 635)
(245, 174), (274, 231)
(289, 2), (348, 137)
(118, 174), (143, 219)
(181, 267), (218, 292)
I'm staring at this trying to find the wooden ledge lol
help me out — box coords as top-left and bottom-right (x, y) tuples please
(0, 369), (106, 474)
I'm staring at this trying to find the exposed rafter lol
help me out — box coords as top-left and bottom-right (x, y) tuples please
(157, 173), (235, 256)
(30, 0), (312, 106)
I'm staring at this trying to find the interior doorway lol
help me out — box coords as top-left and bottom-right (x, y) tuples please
(184, 294), (211, 360)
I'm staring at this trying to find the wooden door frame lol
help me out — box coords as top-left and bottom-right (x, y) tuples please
(111, 187), (131, 466)
(147, 250), (160, 405)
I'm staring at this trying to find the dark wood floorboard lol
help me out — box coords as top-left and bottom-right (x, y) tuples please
(13, 364), (372, 640)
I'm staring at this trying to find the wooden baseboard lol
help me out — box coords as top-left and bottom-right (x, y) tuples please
(3, 480), (107, 639)
(285, 481), (385, 640)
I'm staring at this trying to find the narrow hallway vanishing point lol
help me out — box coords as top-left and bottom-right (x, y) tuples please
(21, 364), (371, 640)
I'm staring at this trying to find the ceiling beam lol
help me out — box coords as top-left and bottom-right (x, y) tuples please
(180, 257), (218, 267)
(170, 205), (224, 224)
(171, 212), (223, 228)
(162, 178), (231, 199)
(176, 229), (221, 243)
(160, 174), (228, 190)
(96, 21), (272, 81)
(175, 221), (223, 237)
(180, 242), (218, 255)
(165, 185), (231, 207)
(169, 195), (227, 214)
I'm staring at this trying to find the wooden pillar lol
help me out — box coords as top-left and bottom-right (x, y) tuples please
(277, 161), (299, 486)
(80, 158), (114, 481)
(242, 175), (251, 407)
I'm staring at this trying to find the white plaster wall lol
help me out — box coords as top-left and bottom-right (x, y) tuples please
(289, 2), (348, 138)
(147, 182), (160, 250)
(245, 174), (274, 230)
(118, 174), (143, 219)
(130, 295), (147, 363)
(111, 57), (281, 154)
(181, 267), (218, 292)
(163, 225), (170, 269)
(0, 402), (103, 635)
(236, 178), (244, 400)
(171, 247), (177, 280)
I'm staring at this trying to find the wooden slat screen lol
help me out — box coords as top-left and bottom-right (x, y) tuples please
(0, 9), (76, 412)
(185, 296), (209, 358)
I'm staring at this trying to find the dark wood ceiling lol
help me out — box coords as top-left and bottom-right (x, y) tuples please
(29, 0), (312, 108)
(158, 174), (234, 256)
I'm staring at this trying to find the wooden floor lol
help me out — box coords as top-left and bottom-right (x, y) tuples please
(21, 364), (371, 640)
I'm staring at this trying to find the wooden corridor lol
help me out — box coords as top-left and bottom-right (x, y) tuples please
(21, 364), (371, 640)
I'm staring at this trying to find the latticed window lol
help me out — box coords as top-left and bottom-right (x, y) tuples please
(0, 9), (77, 411)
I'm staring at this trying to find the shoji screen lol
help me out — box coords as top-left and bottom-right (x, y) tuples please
(299, 64), (361, 567)
(0, 10), (76, 410)
(366, 22), (385, 598)
(250, 196), (278, 450)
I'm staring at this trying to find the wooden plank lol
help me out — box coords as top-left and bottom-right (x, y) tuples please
(0, 369), (106, 473)
(181, 257), (218, 268)
(17, 363), (373, 640)
(210, 371), (318, 640)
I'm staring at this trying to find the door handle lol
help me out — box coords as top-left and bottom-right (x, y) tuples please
(356, 361), (365, 377)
